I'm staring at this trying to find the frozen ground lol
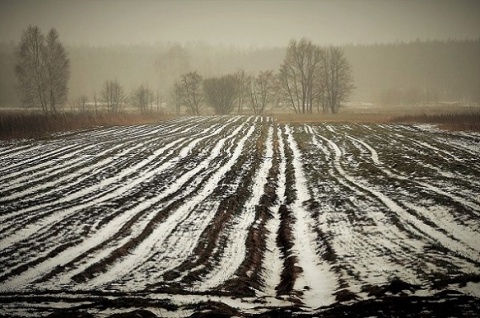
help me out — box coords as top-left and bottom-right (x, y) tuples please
(0, 116), (479, 317)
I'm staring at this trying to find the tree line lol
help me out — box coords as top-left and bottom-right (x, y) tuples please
(4, 33), (480, 110)
(14, 26), (70, 115)
(13, 26), (354, 116)
(169, 39), (354, 115)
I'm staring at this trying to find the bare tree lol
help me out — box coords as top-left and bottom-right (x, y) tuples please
(170, 82), (183, 115)
(130, 84), (154, 113)
(203, 74), (238, 115)
(278, 38), (321, 114)
(76, 95), (88, 112)
(15, 25), (70, 115)
(101, 79), (125, 113)
(234, 68), (249, 113)
(44, 29), (70, 114)
(15, 26), (47, 113)
(316, 48), (329, 113)
(178, 72), (203, 115)
(249, 70), (275, 115)
(320, 46), (354, 113)
(155, 90), (163, 112)
(93, 90), (98, 114)
(279, 40), (354, 114)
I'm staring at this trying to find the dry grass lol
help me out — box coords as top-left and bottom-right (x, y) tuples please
(2, 104), (479, 140)
(0, 111), (176, 140)
(272, 104), (480, 132)
(273, 112), (394, 124)
(391, 113), (480, 132)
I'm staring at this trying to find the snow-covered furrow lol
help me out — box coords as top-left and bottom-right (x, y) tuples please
(284, 125), (337, 308)
(0, 136), (184, 238)
(401, 200), (480, 255)
(42, 169), (222, 289)
(306, 127), (420, 286)
(260, 126), (285, 297)
(325, 125), (336, 133)
(41, 119), (248, 284)
(105, 118), (183, 139)
(305, 126), (462, 290)
(393, 132), (480, 185)
(79, 123), (257, 290)
(197, 126), (273, 291)
(0, 291), (290, 318)
(27, 118), (227, 202)
(445, 137), (480, 158)
(347, 135), (480, 210)
(0, 139), (67, 162)
(0, 119), (202, 196)
(177, 123), (224, 158)
(381, 124), (480, 165)
(409, 124), (480, 156)
(325, 209), (423, 291)
(0, 142), (131, 203)
(40, 123), (243, 287)
(0, 121), (212, 247)
(101, 127), (251, 286)
(318, 125), (478, 248)
(141, 119), (263, 287)
(119, 122), (256, 286)
(328, 124), (480, 204)
(0, 142), (85, 181)
(0, 121), (238, 288)
(2, 119), (479, 315)
(0, 120), (196, 198)
(313, 130), (480, 265)
(413, 139), (461, 161)
(0, 141), (133, 200)
(0, 160), (171, 277)
(0, 139), (155, 224)
(0, 143), (49, 163)
(346, 135), (480, 247)
(69, 115), (201, 142)
(0, 120), (244, 280)
(415, 135), (480, 185)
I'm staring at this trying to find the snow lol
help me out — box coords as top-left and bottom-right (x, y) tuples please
(260, 126), (286, 297)
(285, 125), (337, 308)
(83, 119), (257, 289)
(198, 126), (274, 290)
(1, 118), (479, 315)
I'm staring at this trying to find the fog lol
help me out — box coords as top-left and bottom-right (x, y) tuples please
(1, 0), (479, 47)
(0, 0), (479, 108)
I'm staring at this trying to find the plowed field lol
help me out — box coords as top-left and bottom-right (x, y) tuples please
(1, 116), (479, 317)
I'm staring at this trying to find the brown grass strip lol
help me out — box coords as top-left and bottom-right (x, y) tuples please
(391, 112), (480, 132)
(0, 111), (175, 140)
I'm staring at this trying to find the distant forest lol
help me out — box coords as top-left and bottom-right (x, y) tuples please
(1, 38), (479, 108)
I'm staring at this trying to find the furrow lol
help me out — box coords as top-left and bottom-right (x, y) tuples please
(280, 125), (337, 307)
(198, 124), (273, 292)
(315, 131), (480, 265)
(0, 118), (240, 288)
(346, 134), (480, 248)
(76, 121), (256, 290)
(259, 125), (285, 298)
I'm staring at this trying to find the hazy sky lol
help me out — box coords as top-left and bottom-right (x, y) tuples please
(1, 0), (479, 47)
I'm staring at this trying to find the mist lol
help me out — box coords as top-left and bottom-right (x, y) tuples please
(0, 0), (479, 108)
(1, 0), (479, 47)
(1, 2), (480, 317)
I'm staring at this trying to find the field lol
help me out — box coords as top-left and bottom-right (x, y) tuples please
(0, 116), (479, 317)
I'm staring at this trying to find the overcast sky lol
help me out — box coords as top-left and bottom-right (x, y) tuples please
(1, 0), (479, 47)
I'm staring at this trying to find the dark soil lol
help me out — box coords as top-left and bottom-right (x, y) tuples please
(1, 292), (478, 317)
